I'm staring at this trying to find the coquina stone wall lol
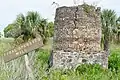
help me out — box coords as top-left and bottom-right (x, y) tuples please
(52, 4), (108, 69)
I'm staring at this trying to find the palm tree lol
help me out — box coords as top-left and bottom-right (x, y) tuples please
(15, 14), (27, 40)
(38, 19), (49, 44)
(101, 9), (117, 53)
(15, 11), (50, 44)
(25, 11), (41, 40)
(4, 11), (51, 44)
(0, 32), (2, 38)
(26, 11), (49, 44)
(13, 13), (32, 42)
(47, 22), (54, 37)
(116, 17), (120, 43)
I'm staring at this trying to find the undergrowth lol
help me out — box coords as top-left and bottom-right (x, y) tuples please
(35, 45), (120, 80)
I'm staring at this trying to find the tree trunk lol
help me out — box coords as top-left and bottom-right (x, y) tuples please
(117, 32), (120, 43)
(104, 35), (110, 56)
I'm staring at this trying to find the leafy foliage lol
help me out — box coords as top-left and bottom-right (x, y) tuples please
(81, 3), (94, 13)
(108, 49), (120, 73)
(116, 16), (120, 43)
(33, 45), (120, 80)
(75, 64), (104, 75)
(4, 24), (19, 38)
(4, 11), (54, 44)
(101, 9), (117, 51)
(0, 32), (2, 38)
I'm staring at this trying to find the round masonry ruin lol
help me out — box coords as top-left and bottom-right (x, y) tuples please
(51, 4), (108, 69)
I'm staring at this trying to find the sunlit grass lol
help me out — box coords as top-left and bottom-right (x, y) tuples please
(0, 38), (14, 56)
(35, 43), (120, 80)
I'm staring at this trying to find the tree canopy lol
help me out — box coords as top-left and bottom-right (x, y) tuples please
(101, 9), (119, 52)
(4, 11), (54, 44)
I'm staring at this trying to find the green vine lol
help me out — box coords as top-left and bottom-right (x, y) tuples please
(81, 3), (91, 13)
(81, 3), (96, 14)
(81, 3), (99, 18)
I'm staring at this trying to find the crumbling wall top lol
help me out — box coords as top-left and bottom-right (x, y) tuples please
(53, 4), (102, 53)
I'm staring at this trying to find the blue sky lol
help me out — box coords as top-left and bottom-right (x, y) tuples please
(0, 0), (120, 32)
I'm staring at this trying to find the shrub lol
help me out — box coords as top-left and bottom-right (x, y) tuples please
(35, 49), (50, 67)
(108, 50), (120, 73)
(75, 64), (104, 75)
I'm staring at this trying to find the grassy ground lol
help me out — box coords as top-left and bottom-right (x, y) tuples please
(0, 38), (14, 56)
(35, 44), (120, 80)
(35, 39), (120, 80)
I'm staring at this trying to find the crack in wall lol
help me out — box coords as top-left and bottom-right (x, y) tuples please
(73, 6), (78, 28)
(72, 6), (79, 43)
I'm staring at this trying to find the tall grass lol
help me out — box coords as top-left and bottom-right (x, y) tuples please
(0, 38), (14, 56)
(34, 44), (120, 80)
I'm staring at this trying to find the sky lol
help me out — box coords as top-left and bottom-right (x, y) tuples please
(0, 0), (120, 32)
